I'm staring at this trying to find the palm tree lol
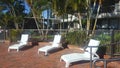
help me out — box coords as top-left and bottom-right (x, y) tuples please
(41, 0), (70, 35)
(26, 0), (52, 40)
(0, 0), (28, 42)
(85, 0), (104, 36)
(51, 0), (87, 30)
(0, 0), (26, 29)
(26, 0), (42, 30)
(0, 13), (11, 40)
(67, 0), (88, 30)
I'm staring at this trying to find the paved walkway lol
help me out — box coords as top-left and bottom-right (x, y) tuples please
(0, 42), (120, 68)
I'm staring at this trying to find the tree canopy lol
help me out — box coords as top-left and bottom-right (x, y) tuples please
(0, 0), (117, 30)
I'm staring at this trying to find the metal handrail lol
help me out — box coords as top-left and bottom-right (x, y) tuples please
(93, 58), (120, 68)
(88, 43), (120, 68)
(87, 46), (100, 68)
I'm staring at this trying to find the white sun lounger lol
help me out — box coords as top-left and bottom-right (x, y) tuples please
(8, 34), (29, 52)
(60, 39), (100, 68)
(38, 35), (61, 55)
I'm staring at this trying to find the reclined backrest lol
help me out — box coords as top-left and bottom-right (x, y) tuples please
(85, 39), (100, 54)
(20, 34), (29, 44)
(52, 35), (61, 47)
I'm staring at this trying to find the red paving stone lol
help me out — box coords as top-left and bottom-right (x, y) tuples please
(0, 42), (120, 68)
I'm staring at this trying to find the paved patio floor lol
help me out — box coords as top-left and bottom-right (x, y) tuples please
(0, 42), (120, 68)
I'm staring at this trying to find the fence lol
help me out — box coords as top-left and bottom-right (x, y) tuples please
(93, 58), (120, 68)
(0, 29), (120, 57)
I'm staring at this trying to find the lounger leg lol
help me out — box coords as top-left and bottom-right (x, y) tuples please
(38, 51), (39, 54)
(60, 58), (62, 62)
(17, 49), (19, 52)
(8, 48), (10, 52)
(45, 52), (48, 56)
(66, 62), (70, 68)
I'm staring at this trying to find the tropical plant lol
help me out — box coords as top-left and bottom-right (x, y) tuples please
(9, 29), (22, 42)
(67, 0), (88, 30)
(95, 33), (111, 45)
(26, 0), (52, 40)
(0, 0), (26, 29)
(114, 31), (120, 42)
(91, 0), (103, 35)
(65, 30), (87, 46)
(50, 0), (68, 31)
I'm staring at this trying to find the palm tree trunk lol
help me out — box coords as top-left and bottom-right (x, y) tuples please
(86, 0), (97, 35)
(86, 0), (91, 35)
(92, 0), (101, 35)
(77, 13), (82, 30)
(31, 9), (40, 32)
(9, 4), (19, 29)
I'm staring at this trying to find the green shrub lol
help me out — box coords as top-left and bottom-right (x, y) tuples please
(9, 29), (21, 42)
(95, 34), (111, 45)
(65, 30), (87, 46)
(114, 32), (120, 42)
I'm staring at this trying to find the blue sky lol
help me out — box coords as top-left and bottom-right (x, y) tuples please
(24, 1), (30, 14)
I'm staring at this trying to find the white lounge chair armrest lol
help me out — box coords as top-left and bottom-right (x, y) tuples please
(87, 51), (99, 58)
(94, 53), (100, 58)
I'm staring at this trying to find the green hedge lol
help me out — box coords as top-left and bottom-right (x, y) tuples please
(64, 30), (87, 46)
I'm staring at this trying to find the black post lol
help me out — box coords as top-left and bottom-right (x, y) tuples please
(90, 46), (92, 68)
(111, 29), (115, 57)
